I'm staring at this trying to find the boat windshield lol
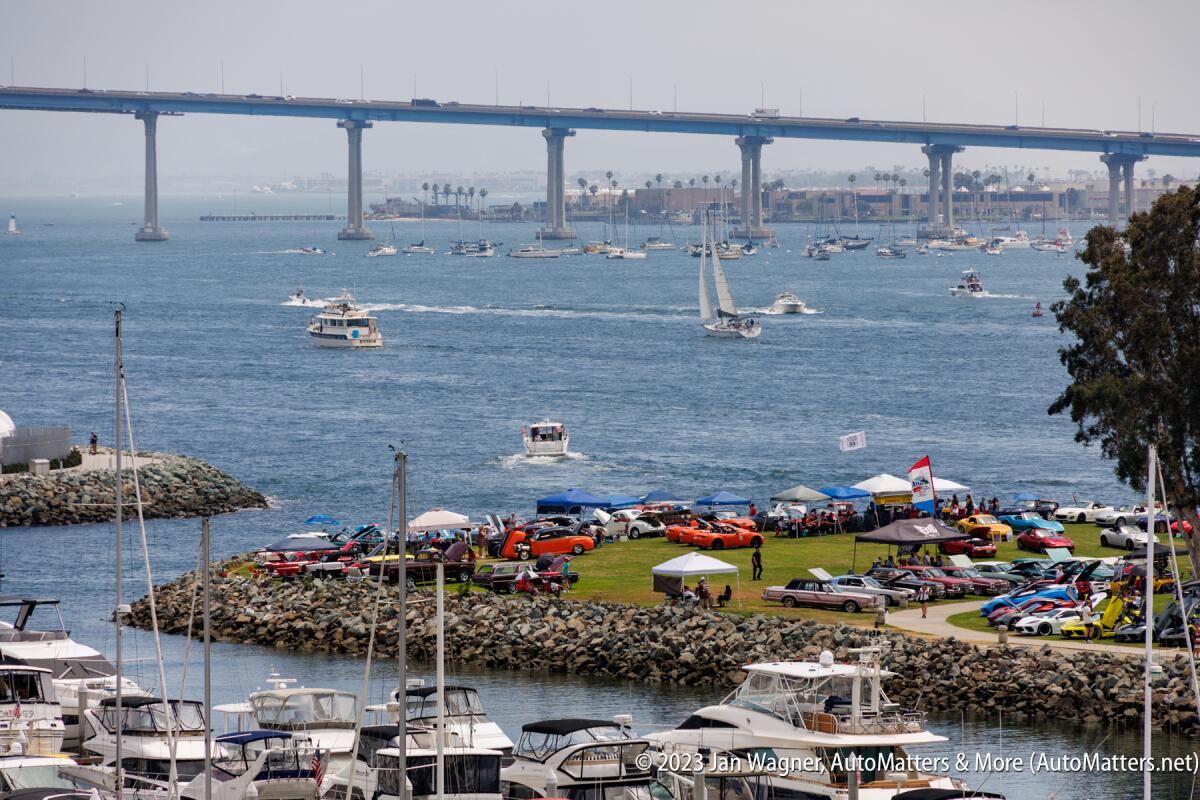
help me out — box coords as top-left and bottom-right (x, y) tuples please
(378, 752), (501, 798)
(729, 671), (880, 723)
(0, 670), (54, 703)
(0, 765), (87, 791)
(252, 690), (357, 729)
(215, 736), (306, 777)
(406, 688), (485, 721)
(515, 725), (630, 761)
(97, 700), (207, 735)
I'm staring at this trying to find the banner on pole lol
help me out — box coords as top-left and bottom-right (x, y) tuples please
(908, 455), (936, 516)
(839, 432), (867, 452)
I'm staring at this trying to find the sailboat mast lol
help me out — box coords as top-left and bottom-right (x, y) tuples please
(1143, 446), (1156, 800)
(394, 451), (408, 800)
(113, 308), (124, 792)
(202, 517), (212, 800)
(435, 558), (445, 800)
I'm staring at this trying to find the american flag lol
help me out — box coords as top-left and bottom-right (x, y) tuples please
(312, 748), (324, 789)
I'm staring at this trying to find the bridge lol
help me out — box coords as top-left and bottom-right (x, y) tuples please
(4, 85), (1197, 242)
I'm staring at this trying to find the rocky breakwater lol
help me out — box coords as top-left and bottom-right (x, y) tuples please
(132, 571), (1200, 734)
(0, 453), (268, 526)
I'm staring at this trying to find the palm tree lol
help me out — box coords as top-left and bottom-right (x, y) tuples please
(578, 177), (588, 208)
(655, 173), (663, 191)
(468, 186), (476, 215)
(421, 182), (430, 208)
(456, 186), (465, 210)
(891, 173), (900, 191)
(479, 188), (488, 214)
(431, 184), (440, 205)
(1026, 172), (1036, 189)
(673, 180), (683, 190)
(848, 173), (857, 189)
(644, 180), (652, 190)
(873, 172), (881, 190)
(1163, 174), (1175, 189)
(702, 175), (710, 207)
(589, 184), (598, 203)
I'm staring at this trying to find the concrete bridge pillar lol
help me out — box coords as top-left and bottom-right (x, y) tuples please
(1099, 153), (1146, 228)
(734, 136), (773, 239)
(921, 144), (963, 233)
(940, 151), (954, 229)
(540, 128), (576, 239)
(134, 112), (168, 242)
(337, 120), (373, 240)
(923, 146), (941, 228)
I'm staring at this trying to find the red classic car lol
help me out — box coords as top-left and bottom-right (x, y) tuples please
(937, 536), (997, 558)
(690, 525), (764, 550)
(895, 565), (977, 596)
(1016, 528), (1076, 553)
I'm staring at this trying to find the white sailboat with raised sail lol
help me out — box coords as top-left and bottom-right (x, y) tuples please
(403, 198), (435, 254)
(6, 214), (19, 235)
(698, 214), (760, 339)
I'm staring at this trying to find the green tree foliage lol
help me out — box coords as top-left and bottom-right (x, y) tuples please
(1049, 186), (1200, 572)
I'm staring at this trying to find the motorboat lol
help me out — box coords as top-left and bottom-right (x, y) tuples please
(500, 717), (651, 800)
(949, 269), (986, 297)
(0, 666), (65, 756)
(522, 419), (569, 457)
(1, 754), (104, 798)
(583, 241), (612, 254)
(218, 676), (360, 776)
(324, 724), (503, 800)
(698, 216), (761, 339)
(914, 245), (929, 255)
(367, 243), (398, 257)
(715, 242), (742, 260)
(641, 236), (674, 250)
(6, 214), (19, 235)
(1032, 240), (1066, 253)
(364, 684), (514, 757)
(875, 245), (906, 259)
(287, 246), (326, 256)
(993, 230), (1031, 249)
(647, 649), (977, 799)
(180, 730), (319, 800)
(740, 242), (759, 256)
(0, 596), (147, 751)
(307, 293), (383, 348)
(402, 241), (436, 254)
(285, 288), (324, 307)
(79, 696), (218, 791)
(450, 239), (499, 256)
(605, 247), (647, 260)
(763, 236), (780, 248)
(813, 250), (831, 262)
(510, 244), (561, 259)
(1055, 228), (1075, 247)
(770, 293), (808, 314)
(983, 245), (1003, 256)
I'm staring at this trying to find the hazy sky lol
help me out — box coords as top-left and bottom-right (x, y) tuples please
(2, 0), (1199, 188)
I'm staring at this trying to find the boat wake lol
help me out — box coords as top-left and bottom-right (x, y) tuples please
(499, 451), (588, 468)
(759, 306), (823, 316)
(280, 297), (331, 307)
(357, 302), (690, 322)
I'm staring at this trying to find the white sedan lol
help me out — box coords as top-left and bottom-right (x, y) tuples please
(1094, 504), (1146, 527)
(1054, 501), (1114, 524)
(1013, 607), (1083, 636)
(1099, 524), (1159, 550)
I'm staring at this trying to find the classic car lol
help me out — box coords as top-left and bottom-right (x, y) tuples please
(1099, 524), (1158, 551)
(501, 525), (596, 559)
(865, 567), (952, 598)
(1016, 528), (1075, 553)
(896, 565), (979, 595)
(996, 510), (1066, 534)
(1014, 498), (1060, 519)
(690, 526), (764, 550)
(698, 511), (757, 530)
(1094, 504), (1148, 527)
(937, 536), (997, 558)
(365, 541), (476, 585)
(972, 561), (1025, 585)
(1054, 501), (1114, 524)
(937, 565), (1010, 595)
(471, 561), (531, 592)
(594, 509), (666, 540)
(954, 514), (1013, 542)
(827, 574), (913, 607)
(1136, 512), (1193, 535)
(761, 579), (876, 613)
(1012, 607), (1083, 636)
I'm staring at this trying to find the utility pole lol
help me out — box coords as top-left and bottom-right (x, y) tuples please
(220, 60), (225, 94)
(360, 64), (364, 100)
(494, 68), (499, 106)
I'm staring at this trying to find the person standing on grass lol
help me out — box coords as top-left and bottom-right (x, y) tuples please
(751, 545), (763, 581)
(916, 583), (931, 619)
(1080, 599), (1095, 641)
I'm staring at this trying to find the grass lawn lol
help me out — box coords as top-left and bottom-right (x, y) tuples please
(512, 521), (1192, 627)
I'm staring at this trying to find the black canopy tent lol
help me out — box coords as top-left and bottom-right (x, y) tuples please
(851, 518), (970, 572)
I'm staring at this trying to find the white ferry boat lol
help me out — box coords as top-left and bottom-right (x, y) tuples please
(307, 293), (382, 348)
(648, 648), (984, 799)
(522, 419), (569, 457)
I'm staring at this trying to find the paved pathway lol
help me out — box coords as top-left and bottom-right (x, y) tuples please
(887, 599), (1165, 658)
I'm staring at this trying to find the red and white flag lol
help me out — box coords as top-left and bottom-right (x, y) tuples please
(908, 455), (936, 516)
(312, 748), (324, 789)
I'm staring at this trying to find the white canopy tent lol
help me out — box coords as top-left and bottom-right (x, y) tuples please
(651, 552), (741, 606)
(408, 507), (471, 532)
(932, 477), (970, 493)
(852, 474), (912, 496)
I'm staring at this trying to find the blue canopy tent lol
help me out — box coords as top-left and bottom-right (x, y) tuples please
(264, 535), (341, 553)
(536, 488), (609, 515)
(696, 491), (751, 506)
(600, 494), (641, 509)
(818, 486), (871, 500)
(304, 514), (341, 525)
(640, 489), (692, 504)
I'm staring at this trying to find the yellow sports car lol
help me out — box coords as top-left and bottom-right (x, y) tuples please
(956, 514), (1013, 542)
(1060, 597), (1129, 639)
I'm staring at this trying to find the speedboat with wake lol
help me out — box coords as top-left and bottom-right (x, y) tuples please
(949, 269), (987, 297)
(307, 293), (383, 348)
(522, 419), (569, 457)
(287, 246), (327, 256)
(770, 292), (808, 314)
(286, 288), (323, 307)
(647, 648), (992, 799)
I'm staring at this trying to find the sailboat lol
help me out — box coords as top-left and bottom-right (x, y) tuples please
(606, 203), (647, 259)
(698, 214), (760, 339)
(367, 224), (399, 257)
(403, 197), (436, 254)
(6, 214), (19, 235)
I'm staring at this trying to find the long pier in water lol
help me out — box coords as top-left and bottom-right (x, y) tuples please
(199, 213), (343, 222)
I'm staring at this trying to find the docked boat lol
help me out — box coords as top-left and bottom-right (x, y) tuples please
(6, 214), (19, 235)
(402, 241), (436, 254)
(365, 684), (514, 757)
(641, 236), (674, 250)
(764, 236), (780, 248)
(180, 731), (319, 800)
(770, 292), (808, 314)
(840, 235), (872, 250)
(647, 649), (983, 799)
(993, 230), (1031, 249)
(450, 239), (499, 257)
(699, 217), (760, 339)
(307, 294), (382, 348)
(367, 243), (398, 257)
(1032, 240), (1066, 253)
(510, 244), (561, 259)
(949, 269), (987, 297)
(0, 666), (65, 756)
(522, 419), (569, 457)
(716, 242), (742, 260)
(0, 595), (147, 751)
(875, 244), (906, 259)
(79, 696), (218, 791)
(500, 718), (651, 800)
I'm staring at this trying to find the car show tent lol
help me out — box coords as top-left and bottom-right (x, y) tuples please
(851, 518), (971, 571)
(769, 484), (831, 503)
(408, 507), (471, 532)
(651, 551), (741, 605)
